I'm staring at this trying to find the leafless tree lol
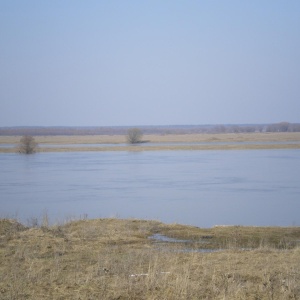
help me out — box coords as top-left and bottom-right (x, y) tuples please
(17, 135), (38, 154)
(266, 122), (291, 132)
(127, 128), (143, 144)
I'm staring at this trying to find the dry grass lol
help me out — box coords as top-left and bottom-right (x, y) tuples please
(1, 218), (300, 299)
(1, 132), (300, 144)
(1, 132), (300, 152)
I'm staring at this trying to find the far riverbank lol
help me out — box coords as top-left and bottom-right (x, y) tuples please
(1, 132), (300, 152)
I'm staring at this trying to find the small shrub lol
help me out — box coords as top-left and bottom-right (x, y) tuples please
(17, 135), (38, 154)
(127, 128), (143, 144)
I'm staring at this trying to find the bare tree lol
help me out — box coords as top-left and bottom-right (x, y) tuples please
(127, 128), (143, 144)
(18, 135), (38, 154)
(266, 122), (291, 132)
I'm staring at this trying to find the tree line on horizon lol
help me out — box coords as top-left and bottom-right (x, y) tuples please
(1, 122), (300, 136)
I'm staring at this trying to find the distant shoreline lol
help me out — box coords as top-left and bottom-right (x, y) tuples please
(1, 132), (300, 153)
(1, 122), (300, 136)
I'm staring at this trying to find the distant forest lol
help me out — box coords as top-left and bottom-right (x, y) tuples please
(1, 122), (300, 136)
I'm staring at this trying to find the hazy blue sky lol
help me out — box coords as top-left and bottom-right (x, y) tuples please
(1, 1), (299, 126)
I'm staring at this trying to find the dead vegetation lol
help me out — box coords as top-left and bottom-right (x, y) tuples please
(17, 135), (38, 154)
(1, 132), (300, 152)
(1, 218), (299, 299)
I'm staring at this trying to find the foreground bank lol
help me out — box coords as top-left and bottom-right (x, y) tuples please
(1, 218), (299, 299)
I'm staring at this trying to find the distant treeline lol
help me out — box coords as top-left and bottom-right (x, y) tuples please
(1, 122), (300, 136)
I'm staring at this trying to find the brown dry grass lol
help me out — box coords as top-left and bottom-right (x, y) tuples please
(1, 132), (300, 152)
(1, 218), (300, 299)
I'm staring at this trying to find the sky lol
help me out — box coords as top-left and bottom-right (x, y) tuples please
(1, 1), (300, 127)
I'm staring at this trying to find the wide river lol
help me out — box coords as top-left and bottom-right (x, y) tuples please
(1, 150), (299, 227)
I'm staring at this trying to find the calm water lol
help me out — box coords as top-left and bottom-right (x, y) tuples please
(1, 140), (300, 148)
(0, 150), (299, 227)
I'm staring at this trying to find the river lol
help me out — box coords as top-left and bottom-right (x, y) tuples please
(0, 150), (299, 227)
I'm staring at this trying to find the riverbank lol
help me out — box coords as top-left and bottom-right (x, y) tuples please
(1, 218), (299, 299)
(1, 132), (300, 152)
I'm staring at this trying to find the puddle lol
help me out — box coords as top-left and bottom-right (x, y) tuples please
(149, 234), (194, 243)
(149, 233), (219, 253)
(148, 234), (255, 253)
(149, 233), (211, 244)
(154, 246), (222, 253)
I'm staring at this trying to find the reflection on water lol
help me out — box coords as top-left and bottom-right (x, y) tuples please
(0, 150), (299, 227)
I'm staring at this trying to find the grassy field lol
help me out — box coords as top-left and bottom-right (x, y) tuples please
(1, 218), (300, 299)
(1, 132), (300, 152)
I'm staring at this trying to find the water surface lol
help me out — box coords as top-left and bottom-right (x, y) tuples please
(0, 150), (299, 227)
